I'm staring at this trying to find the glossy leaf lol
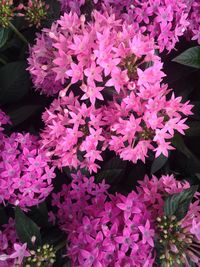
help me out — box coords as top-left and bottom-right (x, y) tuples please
(7, 104), (41, 126)
(172, 46), (200, 69)
(0, 61), (30, 104)
(0, 28), (10, 48)
(164, 185), (198, 220)
(151, 154), (168, 174)
(15, 207), (42, 249)
(95, 157), (126, 184)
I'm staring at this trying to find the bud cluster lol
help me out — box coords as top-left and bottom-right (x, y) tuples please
(0, 0), (48, 28)
(0, 0), (13, 27)
(24, 244), (56, 267)
(157, 215), (199, 267)
(23, 0), (48, 28)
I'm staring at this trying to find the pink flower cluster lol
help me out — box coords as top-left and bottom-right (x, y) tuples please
(137, 174), (200, 265)
(0, 218), (30, 266)
(104, 91), (192, 163)
(27, 32), (63, 96)
(51, 172), (200, 267)
(41, 92), (105, 173)
(0, 108), (10, 137)
(187, 0), (200, 44)
(50, 172), (155, 267)
(0, 131), (55, 209)
(38, 12), (192, 172)
(136, 174), (191, 216)
(58, 0), (200, 51)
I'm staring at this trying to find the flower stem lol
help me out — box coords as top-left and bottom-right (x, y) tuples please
(8, 21), (28, 44)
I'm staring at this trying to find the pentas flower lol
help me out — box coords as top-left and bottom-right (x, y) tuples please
(10, 243), (30, 264)
(186, 0), (200, 43)
(0, 218), (30, 266)
(27, 30), (63, 96)
(0, 108), (10, 136)
(34, 11), (193, 168)
(137, 175), (200, 266)
(58, 0), (87, 14)
(0, 219), (56, 266)
(51, 172), (155, 266)
(41, 92), (105, 173)
(103, 90), (193, 164)
(51, 172), (200, 266)
(136, 174), (191, 216)
(28, 11), (159, 97)
(58, 0), (199, 51)
(0, 132), (55, 209)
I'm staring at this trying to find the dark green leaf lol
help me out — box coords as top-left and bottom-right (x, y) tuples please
(29, 202), (49, 227)
(103, 156), (127, 170)
(195, 173), (200, 181)
(95, 169), (124, 184)
(164, 185), (198, 220)
(172, 46), (200, 69)
(15, 207), (42, 249)
(0, 207), (7, 226)
(0, 61), (30, 104)
(95, 157), (126, 184)
(172, 134), (193, 158)
(0, 28), (10, 48)
(7, 104), (41, 126)
(151, 154), (168, 174)
(43, 227), (66, 246)
(185, 121), (200, 136)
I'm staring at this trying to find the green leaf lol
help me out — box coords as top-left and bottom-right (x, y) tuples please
(95, 156), (126, 184)
(0, 207), (8, 226)
(0, 61), (30, 104)
(151, 154), (168, 174)
(164, 185), (198, 220)
(185, 121), (200, 136)
(15, 207), (42, 249)
(172, 134), (193, 158)
(0, 28), (10, 48)
(7, 104), (41, 126)
(29, 202), (49, 227)
(95, 169), (124, 184)
(172, 46), (200, 69)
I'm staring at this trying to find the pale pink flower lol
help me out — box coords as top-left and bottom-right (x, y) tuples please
(10, 243), (30, 264)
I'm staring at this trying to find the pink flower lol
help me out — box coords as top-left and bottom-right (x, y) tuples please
(117, 195), (141, 220)
(80, 83), (104, 105)
(50, 173), (155, 266)
(0, 132), (55, 209)
(138, 220), (154, 247)
(9, 243), (30, 264)
(66, 62), (84, 84)
(190, 219), (200, 240)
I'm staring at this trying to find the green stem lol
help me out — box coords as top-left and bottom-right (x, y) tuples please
(0, 58), (7, 65)
(8, 21), (28, 44)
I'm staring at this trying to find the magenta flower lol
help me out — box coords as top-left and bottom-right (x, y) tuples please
(138, 220), (154, 247)
(9, 243), (30, 264)
(0, 132), (55, 209)
(50, 172), (155, 266)
(190, 219), (200, 241)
